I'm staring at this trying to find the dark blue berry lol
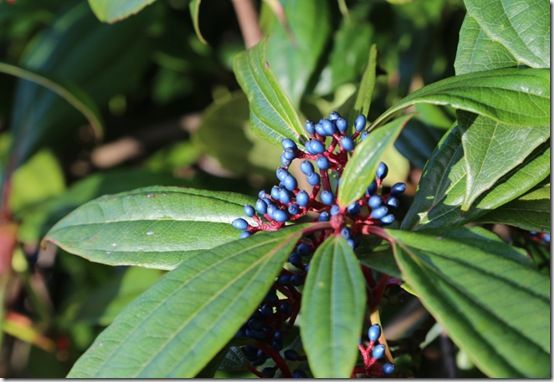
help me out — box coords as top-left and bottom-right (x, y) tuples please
(248, 318), (264, 331)
(383, 363), (395, 375)
(329, 111), (341, 120)
(279, 189), (291, 204)
(369, 195), (382, 209)
(321, 119), (336, 136)
(278, 274), (291, 284)
(320, 190), (334, 205)
(290, 274), (303, 285)
(260, 304), (273, 317)
(283, 175), (298, 191)
(240, 231), (251, 239)
(336, 117), (347, 133)
(367, 181), (377, 195)
(244, 205), (255, 217)
(272, 209), (288, 223)
(341, 227), (351, 239)
(370, 206), (388, 219)
(288, 253), (302, 266)
(386, 197), (399, 208)
(232, 218), (248, 230)
(246, 328), (266, 340)
(296, 190), (309, 207)
(315, 121), (326, 136)
(340, 136), (355, 151)
(306, 172), (321, 186)
(330, 204), (341, 216)
(376, 162), (388, 180)
(319, 211), (330, 221)
(258, 190), (267, 199)
(296, 243), (311, 255)
(280, 154), (291, 166)
(278, 301), (291, 313)
(305, 120), (315, 135)
(283, 148), (296, 161)
(288, 203), (299, 215)
(267, 203), (277, 216)
(271, 186), (281, 200)
(381, 214), (395, 225)
(273, 330), (282, 340)
(282, 138), (297, 150)
(307, 140), (325, 154)
(284, 349), (301, 361)
(372, 344), (385, 360)
(292, 369), (307, 378)
(271, 338), (283, 350)
(262, 367), (276, 378)
(354, 114), (366, 131)
(256, 199), (267, 214)
(391, 182), (406, 195)
(276, 168), (288, 181)
(300, 160), (314, 175)
(368, 324), (381, 341)
(264, 290), (278, 303)
(347, 202), (360, 215)
(316, 156), (329, 170)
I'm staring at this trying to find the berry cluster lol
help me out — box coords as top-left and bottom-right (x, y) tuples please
(529, 231), (551, 245)
(231, 111), (405, 378)
(353, 324), (395, 377)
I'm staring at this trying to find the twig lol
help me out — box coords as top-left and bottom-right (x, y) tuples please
(231, 0), (263, 48)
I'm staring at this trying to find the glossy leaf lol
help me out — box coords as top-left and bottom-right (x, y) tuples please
(264, 0), (331, 105)
(300, 236), (366, 378)
(189, 0), (207, 44)
(460, 111), (549, 209)
(88, 0), (156, 23)
(45, 187), (254, 270)
(464, 0), (550, 68)
(352, 44), (377, 120)
(233, 41), (305, 144)
(67, 227), (304, 377)
(338, 116), (411, 207)
(478, 185), (550, 232)
(388, 227), (550, 377)
(394, 118), (446, 168)
(372, 68), (549, 128)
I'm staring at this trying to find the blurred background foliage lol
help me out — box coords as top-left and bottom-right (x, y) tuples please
(0, 0), (471, 377)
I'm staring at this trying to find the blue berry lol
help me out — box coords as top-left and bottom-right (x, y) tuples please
(320, 190), (334, 205)
(262, 367), (276, 378)
(272, 209), (288, 222)
(321, 119), (336, 136)
(280, 154), (291, 166)
(383, 363), (395, 375)
(391, 182), (406, 195)
(282, 138), (297, 150)
(360, 131), (369, 140)
(279, 189), (291, 204)
(278, 274), (291, 284)
(340, 136), (355, 151)
(347, 202), (360, 215)
(256, 199), (267, 214)
(296, 242), (311, 255)
(347, 238), (356, 248)
(368, 324), (381, 341)
(288, 203), (299, 215)
(386, 197), (399, 208)
(292, 369), (307, 378)
(258, 190), (267, 199)
(341, 227), (351, 239)
(244, 205), (255, 217)
(368, 195), (382, 209)
(307, 140), (325, 154)
(367, 181), (377, 195)
(316, 156), (329, 170)
(232, 218), (248, 230)
(283, 175), (298, 191)
(370, 206), (388, 219)
(271, 186), (281, 200)
(329, 111), (341, 120)
(336, 117), (347, 133)
(306, 172), (321, 186)
(330, 204), (341, 216)
(283, 148), (296, 161)
(315, 122), (326, 136)
(267, 203), (276, 216)
(544, 233), (551, 243)
(354, 114), (366, 131)
(372, 344), (385, 360)
(260, 304), (273, 316)
(305, 120), (315, 134)
(300, 160), (314, 175)
(240, 231), (251, 239)
(376, 162), (388, 180)
(284, 349), (301, 361)
(381, 214), (395, 225)
(288, 253), (302, 266)
(319, 211), (330, 221)
(296, 191), (309, 207)
(279, 301), (291, 313)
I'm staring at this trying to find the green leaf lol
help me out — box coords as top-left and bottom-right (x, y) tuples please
(478, 185), (550, 232)
(358, 246), (402, 280)
(460, 111), (549, 209)
(394, 118), (446, 168)
(454, 15), (518, 75)
(0, 62), (103, 140)
(263, 0), (331, 105)
(233, 41), (305, 144)
(88, 0), (156, 23)
(352, 44), (377, 120)
(67, 227), (304, 377)
(189, 0), (206, 44)
(338, 115), (411, 207)
(387, 227), (550, 377)
(372, 68), (549, 128)
(464, 0), (550, 68)
(300, 235), (366, 378)
(45, 187), (254, 270)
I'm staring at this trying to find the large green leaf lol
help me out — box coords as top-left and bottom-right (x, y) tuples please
(387, 227), (550, 377)
(459, 111), (549, 209)
(300, 235), (366, 378)
(454, 15), (518, 75)
(45, 187), (254, 270)
(263, 0), (331, 105)
(338, 116), (411, 207)
(478, 185), (550, 232)
(464, 0), (550, 68)
(67, 227), (304, 377)
(88, 0), (156, 23)
(371, 68), (549, 128)
(402, 125), (550, 230)
(233, 41), (305, 144)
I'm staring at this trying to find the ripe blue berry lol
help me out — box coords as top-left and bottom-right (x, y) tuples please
(367, 181), (377, 196)
(296, 190), (309, 207)
(315, 121), (326, 136)
(372, 344), (385, 360)
(240, 231), (251, 239)
(340, 136), (355, 151)
(381, 214), (395, 225)
(341, 227), (351, 239)
(283, 175), (298, 191)
(370, 206), (388, 219)
(347, 202), (360, 215)
(319, 211), (330, 221)
(276, 168), (288, 182)
(354, 114), (366, 131)
(376, 162), (388, 180)
(316, 156), (330, 170)
(284, 349), (301, 361)
(296, 242), (310, 255)
(336, 117), (347, 133)
(278, 274), (291, 284)
(279, 189), (291, 204)
(329, 111), (341, 120)
(292, 369), (307, 378)
(288, 253), (302, 266)
(280, 154), (291, 166)
(272, 209), (288, 222)
(267, 202), (276, 216)
(321, 119), (336, 136)
(283, 148), (296, 161)
(369, 195), (382, 209)
(383, 363), (395, 375)
(330, 204), (341, 216)
(290, 274), (302, 286)
(391, 182), (406, 195)
(300, 160), (314, 175)
(307, 172), (321, 186)
(305, 120), (315, 134)
(271, 186), (281, 200)
(386, 197), (399, 208)
(244, 205), (255, 217)
(320, 190), (334, 205)
(255, 199), (267, 214)
(281, 138), (297, 150)
(307, 140), (325, 154)
(368, 324), (381, 341)
(232, 218), (248, 230)
(347, 238), (356, 248)
(288, 203), (299, 215)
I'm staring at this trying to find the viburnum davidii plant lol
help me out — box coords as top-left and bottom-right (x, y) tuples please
(43, 0), (549, 379)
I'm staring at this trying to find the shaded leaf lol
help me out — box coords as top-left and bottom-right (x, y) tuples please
(189, 0), (207, 44)
(67, 227), (304, 377)
(300, 235), (366, 378)
(88, 0), (156, 23)
(352, 44), (377, 120)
